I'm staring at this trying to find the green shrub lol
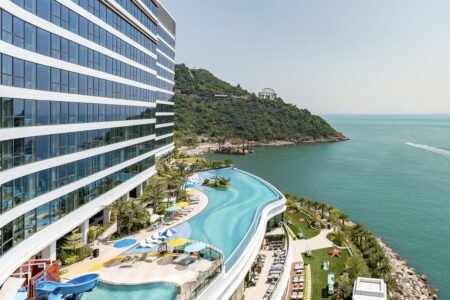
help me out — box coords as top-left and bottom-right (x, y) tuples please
(88, 226), (99, 243)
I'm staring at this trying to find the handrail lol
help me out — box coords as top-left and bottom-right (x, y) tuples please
(176, 239), (224, 300)
(268, 222), (290, 299)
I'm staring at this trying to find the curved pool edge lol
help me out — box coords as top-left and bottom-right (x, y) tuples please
(197, 168), (291, 300)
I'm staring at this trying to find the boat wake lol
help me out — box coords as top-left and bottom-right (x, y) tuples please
(404, 141), (450, 157)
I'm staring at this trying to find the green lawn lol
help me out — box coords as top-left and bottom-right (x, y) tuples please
(284, 211), (320, 239)
(302, 247), (350, 300)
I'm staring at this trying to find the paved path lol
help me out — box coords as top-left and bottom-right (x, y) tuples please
(291, 229), (334, 262)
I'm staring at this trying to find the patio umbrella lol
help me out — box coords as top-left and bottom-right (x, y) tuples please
(175, 202), (189, 208)
(167, 237), (188, 247)
(184, 243), (206, 253)
(186, 189), (198, 195)
(165, 205), (181, 212)
(150, 214), (161, 223)
(161, 228), (177, 238)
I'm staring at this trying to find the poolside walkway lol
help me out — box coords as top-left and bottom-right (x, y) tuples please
(61, 189), (209, 281)
(243, 249), (274, 299)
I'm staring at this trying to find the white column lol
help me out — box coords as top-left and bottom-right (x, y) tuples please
(79, 220), (90, 244)
(122, 193), (130, 202)
(136, 183), (144, 197)
(41, 241), (57, 260)
(103, 207), (112, 224)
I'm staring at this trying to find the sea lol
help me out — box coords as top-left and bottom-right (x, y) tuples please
(206, 115), (450, 298)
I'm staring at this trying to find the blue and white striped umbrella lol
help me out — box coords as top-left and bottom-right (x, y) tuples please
(161, 228), (177, 238)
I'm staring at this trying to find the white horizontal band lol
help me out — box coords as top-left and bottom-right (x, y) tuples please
(0, 85), (156, 107)
(155, 122), (174, 128)
(0, 119), (155, 141)
(156, 100), (174, 106)
(155, 132), (174, 140)
(155, 112), (174, 116)
(156, 62), (175, 74)
(155, 143), (174, 157)
(157, 48), (175, 64)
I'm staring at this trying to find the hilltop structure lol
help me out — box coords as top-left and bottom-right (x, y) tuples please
(258, 88), (277, 100)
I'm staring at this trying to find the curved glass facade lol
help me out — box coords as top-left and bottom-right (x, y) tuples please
(0, 0), (175, 264)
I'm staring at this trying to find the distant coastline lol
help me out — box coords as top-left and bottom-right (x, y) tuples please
(180, 136), (348, 156)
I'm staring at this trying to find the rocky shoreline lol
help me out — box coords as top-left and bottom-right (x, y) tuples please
(378, 239), (437, 299)
(180, 136), (348, 156)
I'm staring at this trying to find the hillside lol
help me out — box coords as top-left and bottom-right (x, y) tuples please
(174, 64), (346, 145)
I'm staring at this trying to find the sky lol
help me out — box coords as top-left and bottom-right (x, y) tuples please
(163, 1), (450, 114)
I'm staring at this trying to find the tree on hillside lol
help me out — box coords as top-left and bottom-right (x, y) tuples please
(62, 230), (84, 253)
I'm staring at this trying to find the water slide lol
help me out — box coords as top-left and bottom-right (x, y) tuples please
(36, 273), (99, 300)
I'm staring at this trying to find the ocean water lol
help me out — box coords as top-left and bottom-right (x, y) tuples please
(206, 115), (450, 297)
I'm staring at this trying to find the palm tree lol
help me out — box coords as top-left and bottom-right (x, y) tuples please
(298, 197), (306, 208)
(318, 202), (327, 219)
(141, 183), (167, 214)
(111, 199), (134, 236)
(340, 212), (349, 226)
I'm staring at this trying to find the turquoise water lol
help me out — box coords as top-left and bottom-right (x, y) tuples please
(82, 282), (179, 300)
(189, 168), (281, 266)
(207, 115), (450, 297)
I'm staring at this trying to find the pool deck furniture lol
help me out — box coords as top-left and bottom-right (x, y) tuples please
(61, 189), (209, 287)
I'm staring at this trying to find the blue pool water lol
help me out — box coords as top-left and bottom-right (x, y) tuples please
(81, 282), (179, 300)
(187, 168), (282, 267)
(113, 239), (136, 248)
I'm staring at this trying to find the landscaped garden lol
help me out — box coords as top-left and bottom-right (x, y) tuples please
(284, 210), (320, 239)
(302, 247), (350, 300)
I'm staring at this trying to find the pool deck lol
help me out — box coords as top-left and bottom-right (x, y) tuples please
(61, 189), (209, 285)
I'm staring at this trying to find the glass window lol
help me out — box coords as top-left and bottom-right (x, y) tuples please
(13, 17), (24, 48)
(36, 136), (49, 160)
(36, 28), (50, 56)
(69, 102), (78, 123)
(79, 103), (87, 122)
(51, 68), (60, 92)
(24, 137), (35, 163)
(36, 101), (50, 125)
(1, 181), (14, 212)
(13, 99), (24, 127)
(2, 54), (13, 86)
(24, 0), (37, 14)
(51, 0), (61, 26)
(24, 99), (36, 126)
(79, 46), (87, 67)
(78, 74), (87, 95)
(61, 5), (69, 30)
(13, 58), (24, 88)
(69, 72), (78, 94)
(36, 64), (50, 91)
(50, 101), (60, 124)
(23, 174), (35, 201)
(60, 70), (68, 92)
(24, 23), (36, 51)
(69, 41), (78, 64)
(50, 134), (60, 157)
(60, 102), (68, 123)
(36, 203), (50, 231)
(13, 177), (24, 206)
(51, 34), (61, 59)
(68, 133), (77, 153)
(61, 37), (69, 61)
(36, 0), (50, 21)
(79, 16), (88, 38)
(60, 133), (68, 155)
(24, 61), (36, 89)
(69, 10), (78, 34)
(1, 11), (13, 43)
(24, 209), (36, 238)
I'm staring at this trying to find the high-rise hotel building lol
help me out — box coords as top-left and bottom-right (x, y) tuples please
(0, 0), (175, 283)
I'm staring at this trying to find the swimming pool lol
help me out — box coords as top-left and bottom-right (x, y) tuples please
(81, 282), (179, 300)
(187, 168), (282, 268)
